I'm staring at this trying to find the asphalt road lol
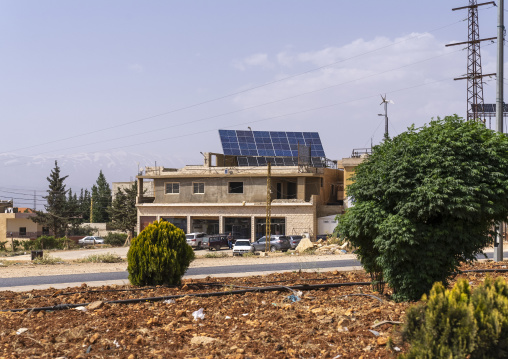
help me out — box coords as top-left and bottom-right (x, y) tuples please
(1, 250), (506, 289)
(0, 258), (361, 288)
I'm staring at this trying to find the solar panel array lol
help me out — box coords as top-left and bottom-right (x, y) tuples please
(471, 104), (508, 113)
(219, 130), (326, 167)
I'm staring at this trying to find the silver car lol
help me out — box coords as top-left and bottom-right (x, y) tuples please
(251, 235), (290, 252)
(78, 236), (104, 245)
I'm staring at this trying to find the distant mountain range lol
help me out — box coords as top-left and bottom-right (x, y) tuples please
(0, 151), (197, 192)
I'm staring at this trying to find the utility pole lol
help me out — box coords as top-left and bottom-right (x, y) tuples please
(446, 1), (496, 121)
(90, 196), (93, 224)
(265, 161), (272, 253)
(34, 190), (36, 211)
(494, 0), (504, 262)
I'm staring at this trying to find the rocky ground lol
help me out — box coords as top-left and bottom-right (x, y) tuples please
(1, 260), (508, 358)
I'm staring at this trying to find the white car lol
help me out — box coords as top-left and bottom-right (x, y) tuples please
(232, 239), (253, 256)
(185, 232), (207, 248)
(78, 236), (104, 245)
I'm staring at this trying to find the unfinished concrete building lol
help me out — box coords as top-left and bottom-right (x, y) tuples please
(136, 130), (345, 240)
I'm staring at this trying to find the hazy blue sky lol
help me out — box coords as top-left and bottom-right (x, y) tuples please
(0, 1), (504, 198)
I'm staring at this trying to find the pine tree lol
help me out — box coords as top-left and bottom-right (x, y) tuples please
(91, 170), (112, 223)
(32, 161), (69, 238)
(108, 182), (138, 245)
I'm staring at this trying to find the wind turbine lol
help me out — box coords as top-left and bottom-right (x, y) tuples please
(378, 94), (394, 139)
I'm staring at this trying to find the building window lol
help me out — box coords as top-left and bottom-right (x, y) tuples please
(228, 182), (244, 194)
(165, 182), (180, 194)
(19, 227), (26, 236)
(42, 227), (49, 235)
(193, 182), (205, 194)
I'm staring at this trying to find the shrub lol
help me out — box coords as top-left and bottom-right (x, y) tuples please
(77, 253), (123, 263)
(104, 232), (127, 247)
(127, 219), (195, 286)
(401, 277), (508, 358)
(23, 236), (68, 250)
(33, 253), (63, 265)
(204, 252), (228, 258)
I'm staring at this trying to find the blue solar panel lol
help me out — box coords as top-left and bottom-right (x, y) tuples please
(218, 130), (326, 167)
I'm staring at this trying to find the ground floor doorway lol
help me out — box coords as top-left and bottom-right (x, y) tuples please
(161, 217), (187, 233)
(255, 217), (286, 240)
(224, 217), (251, 239)
(191, 218), (219, 235)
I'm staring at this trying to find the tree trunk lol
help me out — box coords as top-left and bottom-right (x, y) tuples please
(124, 231), (132, 247)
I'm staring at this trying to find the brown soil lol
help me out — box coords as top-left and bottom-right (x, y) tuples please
(1, 261), (507, 358)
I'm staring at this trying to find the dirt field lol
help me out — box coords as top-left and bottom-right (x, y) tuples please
(1, 260), (508, 358)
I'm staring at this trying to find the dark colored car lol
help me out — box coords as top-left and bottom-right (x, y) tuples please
(288, 235), (303, 249)
(251, 235), (291, 252)
(315, 234), (329, 241)
(207, 234), (229, 251)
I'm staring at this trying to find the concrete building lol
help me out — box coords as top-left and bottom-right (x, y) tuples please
(136, 152), (345, 240)
(337, 148), (370, 207)
(0, 207), (48, 249)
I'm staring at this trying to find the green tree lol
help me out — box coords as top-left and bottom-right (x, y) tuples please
(108, 182), (138, 246)
(78, 188), (91, 223)
(338, 116), (508, 301)
(91, 170), (112, 223)
(67, 189), (82, 235)
(127, 219), (195, 286)
(32, 161), (70, 238)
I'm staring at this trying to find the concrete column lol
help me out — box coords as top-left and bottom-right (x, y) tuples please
(187, 215), (192, 234)
(251, 216), (256, 242)
(297, 177), (306, 200)
(136, 178), (143, 204)
(219, 215), (224, 234)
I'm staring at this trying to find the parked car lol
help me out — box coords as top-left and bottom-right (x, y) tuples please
(185, 232), (207, 248)
(251, 235), (291, 252)
(78, 236), (104, 245)
(232, 239), (253, 256)
(288, 235), (303, 249)
(315, 234), (329, 241)
(207, 234), (229, 251)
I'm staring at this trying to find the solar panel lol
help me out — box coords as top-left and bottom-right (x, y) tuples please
(218, 130), (327, 167)
(471, 104), (508, 113)
(219, 130), (326, 164)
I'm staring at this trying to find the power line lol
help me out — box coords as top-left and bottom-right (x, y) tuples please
(1, 77), (452, 170)
(0, 19), (465, 156)
(2, 48), (464, 163)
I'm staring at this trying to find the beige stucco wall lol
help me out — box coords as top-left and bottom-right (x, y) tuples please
(0, 213), (42, 250)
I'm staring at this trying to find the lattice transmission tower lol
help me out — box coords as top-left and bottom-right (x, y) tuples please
(446, 1), (496, 122)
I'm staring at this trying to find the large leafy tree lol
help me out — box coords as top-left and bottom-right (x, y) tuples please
(91, 170), (112, 223)
(338, 116), (508, 301)
(32, 161), (70, 238)
(108, 182), (138, 245)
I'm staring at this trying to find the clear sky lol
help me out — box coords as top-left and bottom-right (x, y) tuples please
(0, 1), (505, 199)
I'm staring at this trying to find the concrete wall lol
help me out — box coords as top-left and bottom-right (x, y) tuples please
(153, 177), (275, 204)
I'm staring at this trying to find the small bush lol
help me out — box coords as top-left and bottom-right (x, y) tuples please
(33, 253), (63, 265)
(24, 236), (68, 250)
(127, 219), (195, 286)
(0, 241), (7, 251)
(77, 253), (123, 263)
(104, 232), (127, 247)
(204, 252), (228, 258)
(401, 277), (508, 358)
